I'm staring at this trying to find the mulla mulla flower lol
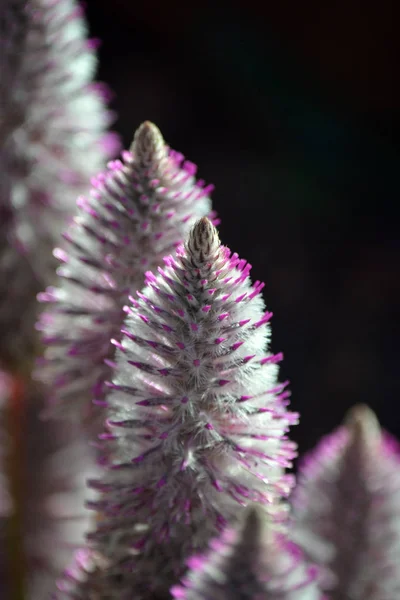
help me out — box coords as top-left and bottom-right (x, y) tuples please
(36, 121), (214, 423)
(292, 404), (400, 600)
(0, 371), (97, 599)
(0, 0), (118, 366)
(0, 0), (119, 279)
(83, 217), (297, 599)
(171, 505), (322, 600)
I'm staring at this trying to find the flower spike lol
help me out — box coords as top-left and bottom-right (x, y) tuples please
(0, 0), (118, 367)
(36, 122), (214, 424)
(171, 505), (322, 600)
(85, 218), (297, 598)
(0, 0), (118, 278)
(292, 404), (400, 600)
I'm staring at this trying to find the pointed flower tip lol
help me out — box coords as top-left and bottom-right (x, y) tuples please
(344, 403), (381, 450)
(131, 120), (166, 164)
(241, 503), (267, 537)
(239, 504), (275, 554)
(187, 217), (220, 264)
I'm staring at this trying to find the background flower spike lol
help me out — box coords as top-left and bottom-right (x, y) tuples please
(36, 121), (214, 426)
(292, 403), (400, 600)
(0, 0), (119, 368)
(171, 504), (323, 600)
(344, 403), (381, 450)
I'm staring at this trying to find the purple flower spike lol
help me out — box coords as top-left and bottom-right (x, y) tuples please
(171, 505), (322, 600)
(292, 404), (400, 600)
(1, 0), (118, 277)
(87, 218), (297, 598)
(0, 0), (118, 366)
(36, 122), (213, 424)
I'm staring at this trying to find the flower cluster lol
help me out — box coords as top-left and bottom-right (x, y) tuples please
(36, 122), (214, 424)
(1, 3), (399, 599)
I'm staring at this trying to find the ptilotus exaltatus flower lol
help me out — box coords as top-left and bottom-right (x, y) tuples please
(84, 218), (298, 599)
(36, 122), (214, 424)
(171, 506), (322, 600)
(0, 0), (118, 277)
(292, 404), (400, 600)
(0, 371), (97, 600)
(0, 0), (118, 367)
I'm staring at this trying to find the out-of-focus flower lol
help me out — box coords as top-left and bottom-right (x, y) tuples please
(36, 122), (214, 424)
(83, 218), (297, 599)
(0, 0), (119, 367)
(0, 372), (96, 599)
(292, 404), (400, 600)
(171, 505), (322, 600)
(0, 0), (118, 276)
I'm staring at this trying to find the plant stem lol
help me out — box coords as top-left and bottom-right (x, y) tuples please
(6, 375), (26, 600)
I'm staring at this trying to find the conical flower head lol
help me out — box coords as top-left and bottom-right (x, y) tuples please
(171, 506), (322, 600)
(86, 218), (298, 599)
(0, 0), (118, 279)
(36, 122), (214, 423)
(0, 0), (118, 367)
(292, 404), (400, 600)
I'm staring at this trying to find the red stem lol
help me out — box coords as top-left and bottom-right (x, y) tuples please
(6, 374), (26, 600)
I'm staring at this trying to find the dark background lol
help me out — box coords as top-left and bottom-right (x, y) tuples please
(85, 0), (399, 458)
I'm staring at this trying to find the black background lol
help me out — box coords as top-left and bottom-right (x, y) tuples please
(85, 0), (399, 459)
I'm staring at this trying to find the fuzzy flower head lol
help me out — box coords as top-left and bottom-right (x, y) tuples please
(171, 506), (322, 600)
(0, 0), (118, 280)
(86, 218), (298, 599)
(36, 122), (214, 424)
(292, 404), (400, 600)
